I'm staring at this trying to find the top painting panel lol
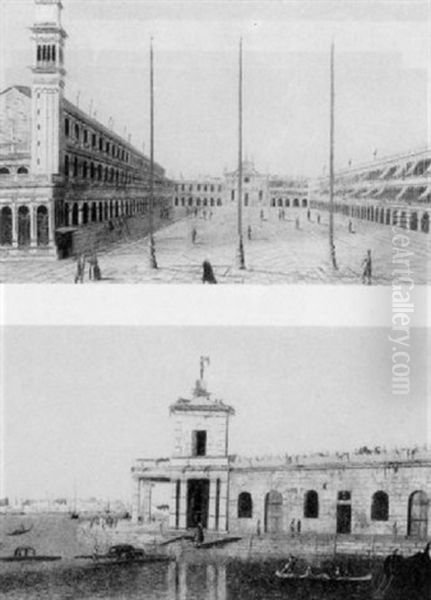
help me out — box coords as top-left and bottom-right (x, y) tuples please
(0, 0), (429, 284)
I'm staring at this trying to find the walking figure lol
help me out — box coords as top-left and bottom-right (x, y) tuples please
(362, 249), (372, 285)
(74, 253), (85, 284)
(260, 209), (264, 221)
(191, 227), (197, 244)
(202, 260), (217, 284)
(194, 520), (204, 547)
(295, 217), (300, 230)
(317, 213), (321, 225)
(297, 519), (301, 535)
(256, 519), (261, 536)
(290, 519), (296, 536)
(247, 225), (252, 240)
(307, 209), (311, 221)
(348, 220), (355, 233)
(88, 253), (98, 280)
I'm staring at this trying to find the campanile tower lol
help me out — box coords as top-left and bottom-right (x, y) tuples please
(30, 0), (67, 175)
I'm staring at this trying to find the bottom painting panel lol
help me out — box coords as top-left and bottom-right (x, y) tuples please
(1, 326), (430, 599)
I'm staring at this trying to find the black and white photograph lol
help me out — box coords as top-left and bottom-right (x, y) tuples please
(0, 326), (430, 598)
(0, 0), (429, 283)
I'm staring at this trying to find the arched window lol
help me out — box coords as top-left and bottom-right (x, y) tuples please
(17, 167), (28, 175)
(36, 206), (49, 246)
(73, 157), (78, 177)
(65, 118), (70, 137)
(304, 490), (319, 518)
(238, 492), (252, 518)
(371, 491), (389, 521)
(37, 45), (42, 62)
(0, 167), (10, 175)
(74, 123), (80, 140)
(0, 206), (13, 245)
(64, 155), (69, 177)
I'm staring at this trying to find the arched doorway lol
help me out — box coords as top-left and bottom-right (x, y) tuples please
(82, 203), (89, 224)
(91, 203), (97, 222)
(264, 490), (283, 534)
(0, 206), (13, 245)
(410, 212), (418, 231)
(36, 206), (49, 246)
(72, 204), (79, 226)
(408, 491), (428, 538)
(18, 206), (30, 247)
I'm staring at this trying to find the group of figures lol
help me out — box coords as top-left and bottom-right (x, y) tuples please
(75, 253), (102, 283)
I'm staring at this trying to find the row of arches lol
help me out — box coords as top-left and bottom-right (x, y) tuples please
(64, 155), (133, 185)
(174, 197), (223, 208)
(63, 197), (160, 227)
(270, 198), (308, 208)
(236, 489), (428, 537)
(311, 200), (430, 234)
(0, 205), (49, 247)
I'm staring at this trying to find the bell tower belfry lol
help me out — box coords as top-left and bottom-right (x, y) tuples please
(168, 358), (235, 531)
(30, 0), (67, 175)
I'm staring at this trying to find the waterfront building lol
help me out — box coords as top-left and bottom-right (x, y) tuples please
(132, 364), (430, 540)
(172, 160), (309, 212)
(310, 148), (430, 234)
(0, 0), (172, 259)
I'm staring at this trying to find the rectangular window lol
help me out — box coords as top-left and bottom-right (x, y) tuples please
(192, 430), (207, 456)
(92, 133), (96, 147)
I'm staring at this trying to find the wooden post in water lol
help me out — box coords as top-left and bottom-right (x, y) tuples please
(148, 37), (158, 269)
(329, 41), (338, 269)
(237, 38), (245, 269)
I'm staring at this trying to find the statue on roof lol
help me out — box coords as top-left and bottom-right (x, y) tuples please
(193, 356), (210, 397)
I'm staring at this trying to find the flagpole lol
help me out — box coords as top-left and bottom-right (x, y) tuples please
(237, 37), (245, 270)
(329, 40), (338, 269)
(149, 37), (158, 269)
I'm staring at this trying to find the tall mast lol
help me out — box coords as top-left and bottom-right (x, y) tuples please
(329, 41), (338, 269)
(237, 37), (245, 269)
(148, 37), (158, 269)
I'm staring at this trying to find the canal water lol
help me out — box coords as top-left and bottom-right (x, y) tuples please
(0, 515), (426, 599)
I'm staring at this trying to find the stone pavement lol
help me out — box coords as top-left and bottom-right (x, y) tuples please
(0, 206), (429, 284)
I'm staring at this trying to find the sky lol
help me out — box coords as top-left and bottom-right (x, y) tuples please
(0, 0), (429, 178)
(1, 326), (429, 502)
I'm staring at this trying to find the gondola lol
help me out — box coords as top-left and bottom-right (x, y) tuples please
(275, 569), (372, 582)
(75, 544), (173, 565)
(6, 524), (33, 536)
(0, 546), (61, 562)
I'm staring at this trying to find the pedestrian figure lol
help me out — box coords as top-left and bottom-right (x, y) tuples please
(307, 209), (311, 221)
(295, 217), (300, 230)
(247, 225), (252, 240)
(256, 519), (261, 536)
(88, 253), (97, 280)
(202, 260), (217, 284)
(203, 209), (207, 220)
(74, 253), (85, 284)
(209, 211), (213, 220)
(93, 258), (102, 281)
(297, 519), (301, 535)
(191, 227), (197, 244)
(317, 213), (321, 225)
(290, 519), (296, 536)
(348, 219), (355, 233)
(194, 520), (204, 547)
(362, 249), (372, 285)
(260, 209), (264, 221)
(393, 521), (398, 538)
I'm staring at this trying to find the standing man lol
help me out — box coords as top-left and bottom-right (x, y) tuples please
(362, 249), (372, 285)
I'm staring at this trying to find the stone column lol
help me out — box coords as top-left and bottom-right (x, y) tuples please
(218, 478), (229, 532)
(141, 481), (152, 523)
(169, 479), (179, 529)
(48, 203), (55, 246)
(208, 478), (216, 531)
(68, 204), (73, 227)
(178, 477), (187, 529)
(78, 206), (83, 225)
(131, 478), (141, 523)
(30, 205), (37, 247)
(178, 561), (187, 600)
(12, 205), (18, 248)
(206, 564), (216, 600)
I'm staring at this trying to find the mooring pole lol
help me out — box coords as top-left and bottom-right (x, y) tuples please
(148, 37), (158, 269)
(329, 41), (338, 270)
(237, 37), (245, 270)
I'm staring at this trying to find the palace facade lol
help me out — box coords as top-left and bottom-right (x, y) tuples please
(0, 0), (171, 259)
(172, 161), (309, 212)
(131, 368), (430, 541)
(310, 148), (430, 234)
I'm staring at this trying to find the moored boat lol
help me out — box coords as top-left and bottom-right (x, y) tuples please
(275, 569), (372, 582)
(75, 544), (173, 565)
(0, 546), (61, 562)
